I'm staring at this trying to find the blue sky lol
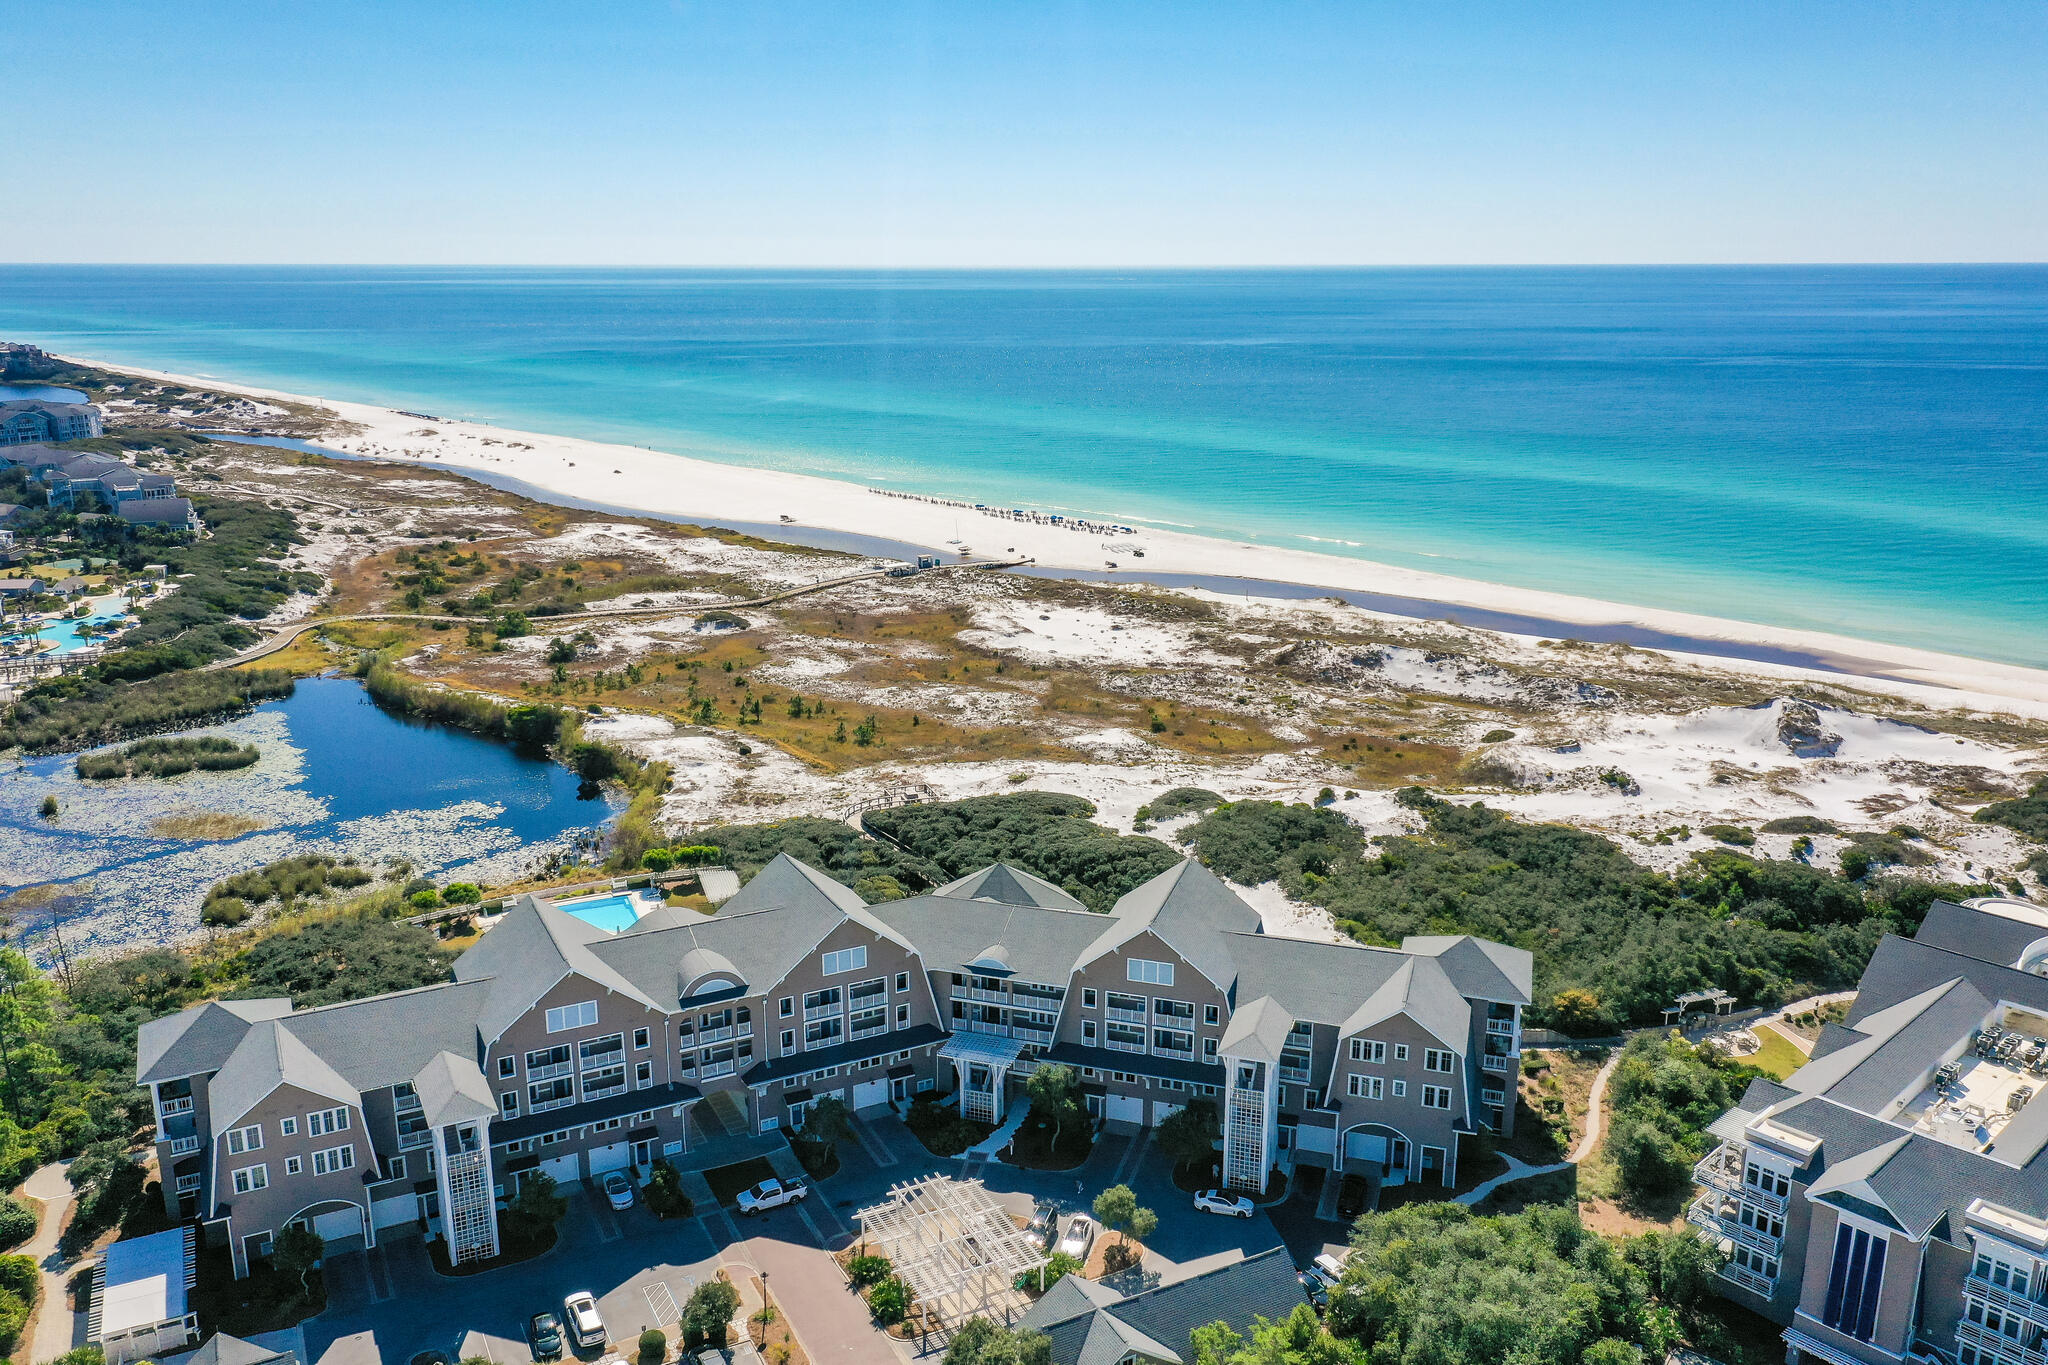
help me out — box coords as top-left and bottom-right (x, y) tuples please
(4, 2), (2044, 265)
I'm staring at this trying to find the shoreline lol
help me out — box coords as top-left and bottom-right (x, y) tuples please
(69, 353), (2048, 713)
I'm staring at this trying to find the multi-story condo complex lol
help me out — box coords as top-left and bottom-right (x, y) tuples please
(1693, 896), (2048, 1365)
(0, 399), (102, 445)
(137, 853), (1528, 1278)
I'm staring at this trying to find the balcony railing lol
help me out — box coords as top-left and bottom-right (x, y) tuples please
(1486, 1018), (1517, 1036)
(1107, 1006), (1147, 1024)
(1719, 1261), (1778, 1298)
(1278, 1065), (1312, 1084)
(401, 1130), (435, 1150)
(1481, 1054), (1512, 1072)
(1693, 1142), (1787, 1212)
(529, 1095), (576, 1114)
(528, 1060), (572, 1082)
(1011, 1019), (1055, 1041)
(1687, 1195), (1783, 1256)
(804, 1003), (842, 1022)
(1013, 983), (1065, 1004)
(1957, 1319), (2048, 1365)
(851, 1021), (889, 1041)
(1153, 1044), (1195, 1063)
(697, 1026), (734, 1045)
(157, 1096), (194, 1117)
(700, 1060), (736, 1080)
(1105, 1036), (1146, 1054)
(582, 1080), (626, 1102)
(167, 1136), (202, 1156)
(963, 986), (1009, 1005)
(1969, 1279), (2048, 1332)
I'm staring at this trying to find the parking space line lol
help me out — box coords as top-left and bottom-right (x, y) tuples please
(853, 1116), (899, 1167)
(1113, 1131), (1152, 1186)
(793, 1202), (828, 1248)
(702, 1206), (740, 1248)
(365, 1244), (395, 1302)
(645, 1281), (680, 1330)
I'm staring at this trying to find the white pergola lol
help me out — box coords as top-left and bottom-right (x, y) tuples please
(854, 1173), (1049, 1336)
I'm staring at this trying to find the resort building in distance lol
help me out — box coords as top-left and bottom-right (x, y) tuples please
(136, 854), (1529, 1277)
(0, 398), (102, 445)
(1694, 895), (2048, 1365)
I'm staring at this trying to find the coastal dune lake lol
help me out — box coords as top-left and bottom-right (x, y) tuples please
(3, 265), (2046, 663)
(0, 678), (616, 954)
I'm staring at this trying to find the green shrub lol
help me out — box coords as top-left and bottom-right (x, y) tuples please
(1976, 777), (2048, 841)
(643, 1161), (694, 1219)
(865, 1276), (912, 1326)
(0, 1197), (35, 1251)
(1760, 815), (1839, 835)
(1, 670), (294, 755)
(638, 1328), (667, 1363)
(75, 734), (260, 779)
(1701, 824), (1754, 846)
(847, 1254), (893, 1288)
(442, 882), (482, 904)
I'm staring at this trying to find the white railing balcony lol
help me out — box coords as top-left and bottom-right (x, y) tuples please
(1694, 1142), (1786, 1210)
(1105, 1037), (1146, 1054)
(697, 1026), (733, 1045)
(1956, 1320), (2048, 1365)
(700, 1060), (735, 1080)
(580, 1048), (625, 1068)
(1720, 1262), (1777, 1298)
(401, 1130), (435, 1150)
(1013, 985), (1065, 1005)
(1011, 1020), (1055, 1040)
(1279, 1065), (1312, 1084)
(1107, 1006), (1147, 1024)
(529, 1095), (576, 1115)
(960, 1017), (1010, 1038)
(1153, 1045), (1195, 1062)
(804, 1003), (842, 1022)
(582, 1080), (626, 1102)
(167, 1136), (202, 1156)
(1486, 1018), (1517, 1036)
(1688, 1195), (1782, 1256)
(528, 1060), (573, 1082)
(1482, 1054), (1512, 1072)
(157, 1096), (193, 1117)
(394, 1096), (424, 1115)
(963, 986), (1008, 1005)
(852, 1022), (889, 1041)
(1968, 1279), (2048, 1332)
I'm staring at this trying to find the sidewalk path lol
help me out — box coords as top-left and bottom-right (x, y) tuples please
(1455, 1155), (1570, 1208)
(1570, 1051), (1623, 1166)
(21, 1161), (81, 1365)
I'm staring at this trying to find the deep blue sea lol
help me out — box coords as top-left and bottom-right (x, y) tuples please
(1, 266), (2043, 665)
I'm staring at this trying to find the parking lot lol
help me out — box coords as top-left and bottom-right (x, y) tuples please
(300, 1112), (1353, 1365)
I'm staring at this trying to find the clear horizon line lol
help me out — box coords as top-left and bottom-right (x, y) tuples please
(4, 259), (2047, 272)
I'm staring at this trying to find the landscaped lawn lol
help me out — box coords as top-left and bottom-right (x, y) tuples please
(1747, 1023), (1808, 1080)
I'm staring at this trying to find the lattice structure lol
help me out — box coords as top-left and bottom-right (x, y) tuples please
(443, 1145), (498, 1264)
(1224, 1062), (1268, 1191)
(855, 1174), (1048, 1337)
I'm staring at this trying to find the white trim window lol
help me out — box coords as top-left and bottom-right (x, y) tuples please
(308, 1107), (350, 1136)
(1421, 1085), (1452, 1110)
(1392, 1080), (1408, 1098)
(1349, 1039), (1387, 1064)
(547, 1001), (599, 1033)
(1127, 959), (1174, 986)
(1393, 1045), (1409, 1062)
(279, 1117), (299, 1136)
(312, 1144), (355, 1175)
(227, 1124), (263, 1154)
(232, 1164), (269, 1194)
(1423, 1049), (1455, 1074)
(284, 1156), (303, 1176)
(822, 946), (868, 976)
(1347, 1074), (1385, 1100)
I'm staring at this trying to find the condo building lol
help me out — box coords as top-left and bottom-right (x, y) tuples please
(1693, 896), (2048, 1365)
(137, 854), (1528, 1277)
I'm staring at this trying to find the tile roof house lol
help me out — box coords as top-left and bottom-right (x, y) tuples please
(137, 854), (1527, 1280)
(1691, 895), (2048, 1365)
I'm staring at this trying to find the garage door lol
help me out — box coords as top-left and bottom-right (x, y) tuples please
(312, 1205), (364, 1250)
(1104, 1094), (1144, 1125)
(1344, 1131), (1388, 1163)
(588, 1142), (631, 1175)
(852, 1078), (889, 1111)
(540, 1152), (581, 1183)
(1150, 1101), (1183, 1127)
(371, 1193), (418, 1230)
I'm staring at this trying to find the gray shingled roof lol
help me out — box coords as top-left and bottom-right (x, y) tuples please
(1783, 977), (1993, 1114)
(454, 897), (661, 1042)
(1339, 956), (1471, 1053)
(1221, 933), (1412, 1025)
(185, 1333), (296, 1365)
(117, 498), (198, 524)
(1078, 860), (1260, 992)
(1219, 996), (1294, 1065)
(1850, 932), (2048, 1026)
(866, 893), (1107, 984)
(934, 863), (1088, 912)
(208, 1019), (361, 1130)
(1020, 1247), (1302, 1365)
(1400, 935), (1533, 1006)
(413, 1050), (496, 1128)
(275, 978), (492, 1092)
(136, 998), (291, 1085)
(1916, 900), (2046, 967)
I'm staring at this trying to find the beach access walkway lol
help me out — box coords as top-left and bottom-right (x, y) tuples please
(207, 558), (1030, 671)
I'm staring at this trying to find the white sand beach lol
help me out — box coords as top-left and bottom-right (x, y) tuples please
(77, 355), (2048, 715)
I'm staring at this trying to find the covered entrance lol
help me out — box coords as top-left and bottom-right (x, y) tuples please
(940, 1032), (1028, 1125)
(286, 1199), (370, 1256)
(1342, 1126), (1411, 1185)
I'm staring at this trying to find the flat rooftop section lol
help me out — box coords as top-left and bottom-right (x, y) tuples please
(1901, 1054), (2040, 1151)
(96, 1226), (195, 1338)
(1968, 897), (2048, 932)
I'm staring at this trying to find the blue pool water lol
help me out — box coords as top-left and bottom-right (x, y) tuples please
(1, 266), (2044, 664)
(554, 892), (648, 933)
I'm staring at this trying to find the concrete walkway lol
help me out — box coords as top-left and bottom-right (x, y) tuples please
(21, 1161), (82, 1365)
(1454, 1154), (1570, 1207)
(1570, 1051), (1623, 1165)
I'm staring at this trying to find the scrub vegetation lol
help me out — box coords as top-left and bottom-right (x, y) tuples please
(74, 735), (259, 780)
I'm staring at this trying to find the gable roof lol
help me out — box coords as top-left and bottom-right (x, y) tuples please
(209, 1020), (361, 1130)
(1219, 996), (1295, 1065)
(1078, 860), (1260, 992)
(267, 978), (490, 1093)
(866, 892), (1106, 985)
(136, 998), (292, 1085)
(1914, 899), (2048, 970)
(935, 863), (1088, 912)
(1020, 1248), (1303, 1365)
(413, 1050), (496, 1128)
(1780, 977), (1993, 1113)
(454, 896), (661, 1042)
(1338, 955), (1472, 1052)
(1399, 935), (1533, 1006)
(185, 1333), (297, 1365)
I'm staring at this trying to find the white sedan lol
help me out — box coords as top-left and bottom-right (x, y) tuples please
(1193, 1189), (1255, 1218)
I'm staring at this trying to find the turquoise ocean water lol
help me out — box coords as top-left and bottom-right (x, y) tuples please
(1, 266), (2043, 665)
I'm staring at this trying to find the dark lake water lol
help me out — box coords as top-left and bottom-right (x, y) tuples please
(1, 677), (618, 956)
(0, 383), (88, 403)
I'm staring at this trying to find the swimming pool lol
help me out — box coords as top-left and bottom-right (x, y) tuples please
(555, 891), (656, 933)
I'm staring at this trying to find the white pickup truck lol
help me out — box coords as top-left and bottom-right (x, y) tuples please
(736, 1177), (810, 1215)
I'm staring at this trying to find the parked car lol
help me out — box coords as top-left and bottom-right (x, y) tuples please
(603, 1171), (635, 1210)
(1193, 1189), (1255, 1218)
(527, 1311), (564, 1359)
(1311, 1252), (1348, 1289)
(1028, 1206), (1060, 1250)
(1336, 1174), (1370, 1220)
(563, 1291), (606, 1350)
(1057, 1215), (1095, 1259)
(736, 1177), (809, 1214)
(1297, 1271), (1329, 1312)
